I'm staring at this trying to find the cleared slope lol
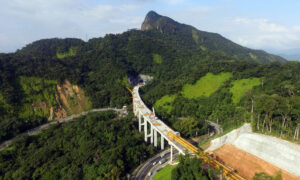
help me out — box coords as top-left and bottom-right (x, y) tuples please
(207, 124), (300, 178)
(213, 144), (298, 180)
(233, 133), (300, 177)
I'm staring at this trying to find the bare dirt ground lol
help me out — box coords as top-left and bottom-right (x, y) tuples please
(213, 144), (299, 180)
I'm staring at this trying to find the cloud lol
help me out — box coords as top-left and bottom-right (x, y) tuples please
(293, 26), (300, 32)
(0, 0), (144, 52)
(234, 18), (288, 33)
(1, 0), (300, 53)
(164, 0), (184, 5)
(82, 5), (140, 20)
(227, 17), (300, 50)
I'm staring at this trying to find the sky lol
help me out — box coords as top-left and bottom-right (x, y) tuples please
(1, 0), (300, 54)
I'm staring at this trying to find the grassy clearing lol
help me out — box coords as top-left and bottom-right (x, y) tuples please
(1, 146), (15, 152)
(230, 78), (260, 104)
(192, 29), (199, 43)
(153, 164), (177, 180)
(57, 47), (77, 59)
(182, 72), (232, 99)
(200, 45), (207, 51)
(154, 94), (176, 114)
(153, 54), (162, 64)
(19, 76), (59, 119)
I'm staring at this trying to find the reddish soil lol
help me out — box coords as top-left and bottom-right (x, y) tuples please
(213, 144), (299, 180)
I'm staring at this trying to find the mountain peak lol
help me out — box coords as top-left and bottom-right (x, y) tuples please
(140, 11), (286, 63)
(141, 11), (162, 31)
(145, 11), (161, 19)
(141, 11), (179, 33)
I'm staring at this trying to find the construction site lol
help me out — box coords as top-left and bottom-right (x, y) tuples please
(206, 124), (300, 180)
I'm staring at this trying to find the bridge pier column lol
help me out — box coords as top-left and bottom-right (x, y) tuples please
(138, 112), (141, 132)
(161, 136), (164, 149)
(170, 145), (173, 163)
(144, 120), (147, 142)
(154, 130), (157, 147)
(151, 125), (154, 144)
(133, 102), (136, 115)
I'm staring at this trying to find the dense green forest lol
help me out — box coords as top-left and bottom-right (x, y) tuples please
(1, 10), (300, 180)
(141, 60), (300, 142)
(0, 11), (299, 145)
(0, 111), (156, 179)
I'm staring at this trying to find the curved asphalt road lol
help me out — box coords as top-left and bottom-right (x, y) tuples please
(133, 149), (178, 180)
(206, 120), (223, 135)
(133, 150), (169, 180)
(0, 108), (126, 151)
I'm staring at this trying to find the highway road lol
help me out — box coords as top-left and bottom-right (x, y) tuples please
(133, 150), (169, 180)
(0, 108), (127, 151)
(133, 149), (178, 180)
(132, 84), (245, 180)
(206, 120), (223, 135)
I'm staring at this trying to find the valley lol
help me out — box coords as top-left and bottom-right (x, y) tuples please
(1, 10), (300, 180)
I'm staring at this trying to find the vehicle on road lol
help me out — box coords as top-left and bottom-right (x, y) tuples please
(152, 161), (157, 166)
(159, 159), (166, 164)
(148, 172), (152, 176)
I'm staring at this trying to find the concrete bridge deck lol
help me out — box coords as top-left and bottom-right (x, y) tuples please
(131, 85), (245, 180)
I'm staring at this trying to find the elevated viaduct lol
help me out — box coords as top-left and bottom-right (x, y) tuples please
(129, 85), (245, 180)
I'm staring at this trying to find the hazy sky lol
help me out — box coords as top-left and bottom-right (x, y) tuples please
(1, 0), (300, 53)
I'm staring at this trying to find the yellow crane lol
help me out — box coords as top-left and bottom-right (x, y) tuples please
(167, 131), (245, 180)
(127, 86), (244, 179)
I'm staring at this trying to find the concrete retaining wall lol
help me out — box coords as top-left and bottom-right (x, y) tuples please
(207, 123), (252, 151)
(207, 123), (300, 177)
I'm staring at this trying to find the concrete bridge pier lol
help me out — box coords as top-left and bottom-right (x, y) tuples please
(138, 113), (142, 132)
(151, 125), (154, 144)
(134, 104), (137, 116)
(144, 120), (148, 142)
(144, 120), (153, 143)
(170, 145), (173, 163)
(154, 130), (158, 147)
(161, 136), (164, 149)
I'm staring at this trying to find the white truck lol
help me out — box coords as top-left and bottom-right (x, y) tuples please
(159, 159), (167, 164)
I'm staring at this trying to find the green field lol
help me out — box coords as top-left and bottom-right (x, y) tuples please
(154, 94), (177, 114)
(19, 76), (59, 119)
(192, 29), (199, 43)
(153, 54), (163, 64)
(182, 72), (232, 99)
(57, 47), (77, 59)
(199, 45), (207, 51)
(153, 165), (177, 180)
(230, 78), (260, 104)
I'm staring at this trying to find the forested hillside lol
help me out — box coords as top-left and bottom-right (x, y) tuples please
(141, 60), (300, 143)
(142, 11), (286, 64)
(0, 111), (156, 179)
(1, 10), (300, 180)
(0, 11), (297, 154)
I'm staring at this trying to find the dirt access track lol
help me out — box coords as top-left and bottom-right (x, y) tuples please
(213, 144), (299, 180)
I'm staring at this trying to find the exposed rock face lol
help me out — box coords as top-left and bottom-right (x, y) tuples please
(54, 107), (67, 120)
(141, 11), (161, 31)
(141, 11), (179, 33)
(31, 80), (91, 121)
(56, 80), (91, 117)
(32, 102), (47, 113)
